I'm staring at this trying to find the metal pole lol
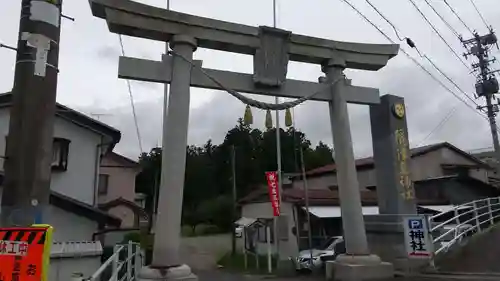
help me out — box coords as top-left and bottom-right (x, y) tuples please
(299, 146), (313, 266)
(150, 165), (160, 233)
(1, 0), (63, 226)
(272, 0), (284, 264)
(231, 145), (237, 257)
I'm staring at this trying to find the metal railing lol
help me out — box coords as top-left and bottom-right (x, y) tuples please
(88, 241), (142, 281)
(428, 197), (500, 256)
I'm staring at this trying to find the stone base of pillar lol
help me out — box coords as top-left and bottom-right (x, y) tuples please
(136, 265), (198, 281)
(326, 254), (394, 281)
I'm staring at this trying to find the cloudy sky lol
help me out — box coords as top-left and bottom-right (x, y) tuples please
(1, 0), (499, 160)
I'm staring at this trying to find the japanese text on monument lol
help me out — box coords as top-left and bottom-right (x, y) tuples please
(395, 128), (414, 200)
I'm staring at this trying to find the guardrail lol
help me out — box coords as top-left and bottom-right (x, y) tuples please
(88, 241), (142, 281)
(428, 197), (500, 256)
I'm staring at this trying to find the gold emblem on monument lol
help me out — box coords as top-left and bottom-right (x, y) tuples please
(392, 103), (405, 119)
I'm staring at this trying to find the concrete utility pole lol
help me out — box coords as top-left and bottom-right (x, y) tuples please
(1, 0), (63, 226)
(230, 145), (237, 257)
(462, 29), (500, 170)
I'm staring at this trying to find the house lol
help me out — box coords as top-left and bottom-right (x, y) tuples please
(472, 150), (500, 187)
(0, 92), (123, 241)
(98, 152), (147, 228)
(293, 142), (493, 195)
(237, 142), (500, 256)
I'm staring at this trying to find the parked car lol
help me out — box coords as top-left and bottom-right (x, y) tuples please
(290, 236), (345, 272)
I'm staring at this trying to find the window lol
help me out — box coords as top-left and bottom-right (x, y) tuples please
(256, 219), (274, 243)
(51, 138), (70, 171)
(4, 136), (70, 171)
(98, 174), (109, 195)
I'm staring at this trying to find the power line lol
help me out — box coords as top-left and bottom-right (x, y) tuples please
(423, 56), (479, 107)
(469, 0), (490, 30)
(407, 0), (470, 71)
(360, 0), (486, 142)
(360, 0), (480, 110)
(443, 0), (474, 35)
(417, 105), (457, 146)
(118, 35), (144, 153)
(423, 0), (460, 38)
(364, 0), (405, 41)
(338, 0), (491, 125)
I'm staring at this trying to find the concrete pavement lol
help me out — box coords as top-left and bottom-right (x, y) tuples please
(195, 270), (500, 281)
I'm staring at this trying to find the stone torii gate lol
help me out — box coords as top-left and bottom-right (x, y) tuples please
(89, 0), (399, 280)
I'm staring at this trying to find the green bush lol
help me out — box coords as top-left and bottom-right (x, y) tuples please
(199, 224), (221, 235)
(121, 231), (153, 249)
(123, 232), (141, 243)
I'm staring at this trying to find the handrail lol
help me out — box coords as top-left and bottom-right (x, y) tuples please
(428, 196), (500, 257)
(90, 245), (125, 281)
(88, 241), (142, 281)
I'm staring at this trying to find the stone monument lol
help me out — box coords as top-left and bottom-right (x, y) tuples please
(367, 94), (422, 272)
(88, 0), (399, 279)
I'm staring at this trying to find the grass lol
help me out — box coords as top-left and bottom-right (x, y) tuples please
(216, 251), (279, 274)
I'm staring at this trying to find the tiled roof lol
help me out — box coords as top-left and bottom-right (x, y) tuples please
(303, 142), (487, 178)
(238, 185), (448, 206)
(0, 92), (121, 152)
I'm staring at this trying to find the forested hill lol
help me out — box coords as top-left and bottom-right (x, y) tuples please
(135, 118), (334, 232)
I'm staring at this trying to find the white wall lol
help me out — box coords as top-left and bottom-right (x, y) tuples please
(241, 202), (299, 257)
(46, 205), (99, 242)
(0, 108), (104, 205)
(50, 256), (102, 281)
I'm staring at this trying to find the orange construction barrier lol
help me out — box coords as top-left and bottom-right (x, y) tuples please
(0, 225), (53, 281)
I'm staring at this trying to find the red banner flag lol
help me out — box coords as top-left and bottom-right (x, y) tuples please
(265, 171), (280, 216)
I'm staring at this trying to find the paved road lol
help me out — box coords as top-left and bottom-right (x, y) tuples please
(195, 270), (322, 281)
(196, 270), (500, 281)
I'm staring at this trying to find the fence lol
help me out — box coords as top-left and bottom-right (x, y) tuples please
(88, 241), (142, 281)
(428, 197), (500, 257)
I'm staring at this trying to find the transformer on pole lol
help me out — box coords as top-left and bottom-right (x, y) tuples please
(462, 28), (500, 170)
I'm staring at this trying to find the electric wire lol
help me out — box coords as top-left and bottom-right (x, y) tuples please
(118, 35), (144, 153)
(423, 56), (479, 107)
(423, 0), (460, 38)
(407, 0), (470, 71)
(443, 0), (474, 35)
(361, 0), (484, 142)
(417, 105), (458, 146)
(364, 0), (405, 41)
(338, 0), (493, 128)
(363, 0), (478, 107)
(469, 0), (490, 30)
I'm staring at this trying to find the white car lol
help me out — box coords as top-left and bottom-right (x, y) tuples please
(291, 236), (345, 271)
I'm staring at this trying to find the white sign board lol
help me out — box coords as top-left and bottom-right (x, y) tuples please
(402, 215), (433, 259)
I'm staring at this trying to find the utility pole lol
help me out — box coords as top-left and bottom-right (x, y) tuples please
(230, 145), (237, 256)
(1, 0), (63, 226)
(462, 29), (500, 171)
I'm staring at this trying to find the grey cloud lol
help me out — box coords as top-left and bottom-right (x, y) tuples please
(1, 0), (500, 161)
(96, 45), (121, 61)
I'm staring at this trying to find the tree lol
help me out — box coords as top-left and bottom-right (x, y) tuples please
(135, 118), (335, 233)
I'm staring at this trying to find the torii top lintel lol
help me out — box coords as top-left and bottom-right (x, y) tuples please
(89, 0), (399, 71)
